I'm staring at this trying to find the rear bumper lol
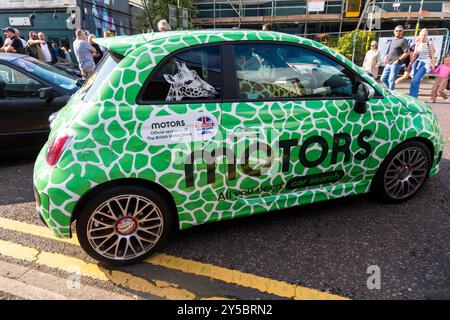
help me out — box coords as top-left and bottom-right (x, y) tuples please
(33, 147), (76, 238)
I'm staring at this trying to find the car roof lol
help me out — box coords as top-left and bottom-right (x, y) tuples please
(95, 29), (305, 56)
(0, 52), (28, 62)
(94, 29), (386, 96)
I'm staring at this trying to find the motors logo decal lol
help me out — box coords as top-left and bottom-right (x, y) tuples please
(141, 112), (218, 145)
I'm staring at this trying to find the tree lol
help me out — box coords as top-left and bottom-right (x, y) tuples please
(330, 30), (376, 65)
(133, 0), (196, 33)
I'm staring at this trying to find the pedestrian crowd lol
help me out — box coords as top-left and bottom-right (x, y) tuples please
(0, 26), (105, 79)
(363, 24), (450, 103)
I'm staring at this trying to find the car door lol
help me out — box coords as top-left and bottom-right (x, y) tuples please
(136, 44), (229, 212)
(0, 62), (52, 153)
(220, 42), (377, 209)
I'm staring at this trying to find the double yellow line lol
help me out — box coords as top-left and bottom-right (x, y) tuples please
(0, 217), (347, 300)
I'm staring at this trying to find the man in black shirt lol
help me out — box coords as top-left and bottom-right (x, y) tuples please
(380, 25), (410, 91)
(1, 27), (25, 54)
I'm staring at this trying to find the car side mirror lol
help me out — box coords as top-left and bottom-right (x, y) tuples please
(39, 87), (59, 101)
(354, 82), (375, 114)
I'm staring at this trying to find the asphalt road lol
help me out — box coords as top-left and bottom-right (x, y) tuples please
(0, 104), (449, 300)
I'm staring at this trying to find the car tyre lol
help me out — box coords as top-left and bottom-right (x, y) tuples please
(371, 141), (432, 203)
(76, 185), (173, 265)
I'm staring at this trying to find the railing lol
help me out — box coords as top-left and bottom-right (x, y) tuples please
(195, 0), (344, 19)
(193, 0), (447, 20)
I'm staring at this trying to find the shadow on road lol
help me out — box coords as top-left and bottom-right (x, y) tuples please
(0, 156), (36, 205)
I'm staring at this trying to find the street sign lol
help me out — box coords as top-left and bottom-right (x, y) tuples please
(182, 8), (189, 29)
(307, 0), (325, 12)
(8, 17), (31, 27)
(168, 5), (178, 29)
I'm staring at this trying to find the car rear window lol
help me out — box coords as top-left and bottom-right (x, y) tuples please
(79, 52), (123, 102)
(138, 44), (221, 103)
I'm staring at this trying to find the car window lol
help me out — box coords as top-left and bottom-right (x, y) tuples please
(0, 64), (43, 99)
(140, 45), (221, 103)
(232, 43), (353, 100)
(79, 52), (123, 102)
(10, 56), (78, 92)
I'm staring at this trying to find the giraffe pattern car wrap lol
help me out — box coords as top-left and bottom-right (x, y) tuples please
(33, 30), (444, 238)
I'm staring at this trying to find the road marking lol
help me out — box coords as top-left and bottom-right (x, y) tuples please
(0, 217), (348, 300)
(0, 217), (78, 245)
(0, 260), (134, 300)
(147, 253), (346, 300)
(0, 239), (196, 300)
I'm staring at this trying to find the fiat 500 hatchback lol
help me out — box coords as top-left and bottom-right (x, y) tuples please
(33, 30), (444, 265)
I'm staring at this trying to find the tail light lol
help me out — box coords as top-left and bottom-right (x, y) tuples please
(46, 129), (75, 166)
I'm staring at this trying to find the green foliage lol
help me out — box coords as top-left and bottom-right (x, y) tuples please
(330, 30), (376, 65)
(133, 0), (196, 33)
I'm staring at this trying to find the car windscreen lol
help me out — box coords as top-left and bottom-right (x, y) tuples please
(11, 56), (78, 92)
(79, 52), (123, 102)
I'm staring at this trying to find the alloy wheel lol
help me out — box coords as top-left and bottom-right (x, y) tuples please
(86, 195), (164, 261)
(383, 147), (429, 200)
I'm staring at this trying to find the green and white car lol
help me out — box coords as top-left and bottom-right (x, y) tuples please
(33, 30), (444, 265)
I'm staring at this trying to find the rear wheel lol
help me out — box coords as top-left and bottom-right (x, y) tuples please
(372, 141), (431, 203)
(76, 185), (173, 265)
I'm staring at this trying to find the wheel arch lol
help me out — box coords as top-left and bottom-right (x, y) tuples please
(400, 137), (435, 167)
(370, 136), (435, 192)
(70, 178), (179, 231)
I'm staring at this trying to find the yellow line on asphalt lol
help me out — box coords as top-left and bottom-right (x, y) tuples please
(0, 217), (348, 300)
(0, 239), (196, 300)
(146, 253), (347, 300)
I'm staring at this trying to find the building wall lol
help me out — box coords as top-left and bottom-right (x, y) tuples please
(0, 1), (142, 61)
(193, 0), (450, 33)
(0, 1), (140, 41)
(79, 0), (136, 37)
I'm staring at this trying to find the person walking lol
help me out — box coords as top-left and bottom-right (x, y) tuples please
(427, 55), (450, 103)
(157, 19), (171, 32)
(409, 28), (436, 98)
(380, 25), (410, 90)
(0, 27), (25, 54)
(363, 40), (381, 78)
(88, 34), (103, 65)
(395, 43), (415, 85)
(73, 29), (95, 78)
(38, 32), (57, 63)
(27, 31), (44, 60)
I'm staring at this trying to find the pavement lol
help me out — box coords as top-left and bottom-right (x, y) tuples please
(0, 102), (449, 300)
(385, 77), (446, 99)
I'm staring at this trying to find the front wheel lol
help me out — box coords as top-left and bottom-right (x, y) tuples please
(76, 185), (173, 265)
(372, 141), (432, 203)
